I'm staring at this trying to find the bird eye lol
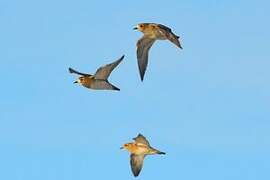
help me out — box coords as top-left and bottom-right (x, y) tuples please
(140, 25), (143, 28)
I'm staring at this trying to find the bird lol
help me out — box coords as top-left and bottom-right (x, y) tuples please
(134, 23), (183, 81)
(121, 133), (166, 177)
(69, 55), (124, 91)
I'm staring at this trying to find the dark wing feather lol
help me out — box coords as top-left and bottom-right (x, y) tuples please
(157, 24), (182, 49)
(133, 134), (150, 146)
(157, 24), (172, 32)
(136, 36), (155, 81)
(68, 67), (92, 76)
(130, 154), (145, 177)
(94, 55), (124, 80)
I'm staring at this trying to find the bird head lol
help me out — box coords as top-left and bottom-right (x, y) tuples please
(73, 77), (84, 84)
(133, 23), (147, 32)
(120, 143), (132, 150)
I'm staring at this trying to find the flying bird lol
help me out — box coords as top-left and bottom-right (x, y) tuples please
(121, 133), (166, 177)
(134, 23), (183, 81)
(69, 55), (124, 91)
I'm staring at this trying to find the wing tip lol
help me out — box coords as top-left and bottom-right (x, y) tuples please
(131, 165), (141, 177)
(139, 71), (145, 81)
(133, 133), (143, 140)
(111, 84), (120, 91)
(68, 67), (74, 73)
(115, 55), (125, 65)
(113, 87), (120, 91)
(120, 54), (125, 60)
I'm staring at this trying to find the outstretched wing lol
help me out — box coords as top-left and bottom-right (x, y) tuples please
(130, 154), (145, 177)
(94, 55), (124, 80)
(157, 24), (182, 49)
(133, 134), (150, 146)
(136, 36), (155, 81)
(68, 67), (92, 76)
(90, 80), (120, 91)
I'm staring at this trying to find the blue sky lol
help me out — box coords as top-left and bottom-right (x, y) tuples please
(0, 0), (269, 179)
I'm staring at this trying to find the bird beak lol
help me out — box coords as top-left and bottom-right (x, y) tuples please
(73, 81), (78, 84)
(120, 147), (124, 150)
(133, 27), (138, 30)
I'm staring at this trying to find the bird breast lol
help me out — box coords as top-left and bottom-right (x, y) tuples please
(128, 144), (149, 155)
(81, 77), (94, 88)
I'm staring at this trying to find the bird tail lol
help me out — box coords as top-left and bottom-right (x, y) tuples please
(153, 148), (166, 155)
(157, 151), (166, 155)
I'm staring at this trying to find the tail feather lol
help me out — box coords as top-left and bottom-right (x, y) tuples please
(157, 151), (166, 155)
(153, 149), (166, 155)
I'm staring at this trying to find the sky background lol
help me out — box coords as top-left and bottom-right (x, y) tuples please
(0, 0), (269, 179)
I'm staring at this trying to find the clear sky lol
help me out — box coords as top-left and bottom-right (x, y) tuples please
(0, 0), (269, 179)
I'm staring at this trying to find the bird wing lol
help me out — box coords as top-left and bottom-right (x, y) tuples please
(136, 35), (155, 81)
(133, 134), (150, 146)
(90, 80), (120, 91)
(130, 154), (145, 177)
(68, 67), (92, 76)
(157, 24), (172, 32)
(94, 55), (124, 80)
(157, 24), (182, 49)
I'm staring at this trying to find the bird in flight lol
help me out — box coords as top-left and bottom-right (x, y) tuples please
(69, 55), (124, 91)
(121, 133), (166, 177)
(134, 23), (183, 81)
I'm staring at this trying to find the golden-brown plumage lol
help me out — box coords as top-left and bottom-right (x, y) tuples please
(134, 23), (183, 81)
(121, 134), (165, 177)
(76, 76), (95, 89)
